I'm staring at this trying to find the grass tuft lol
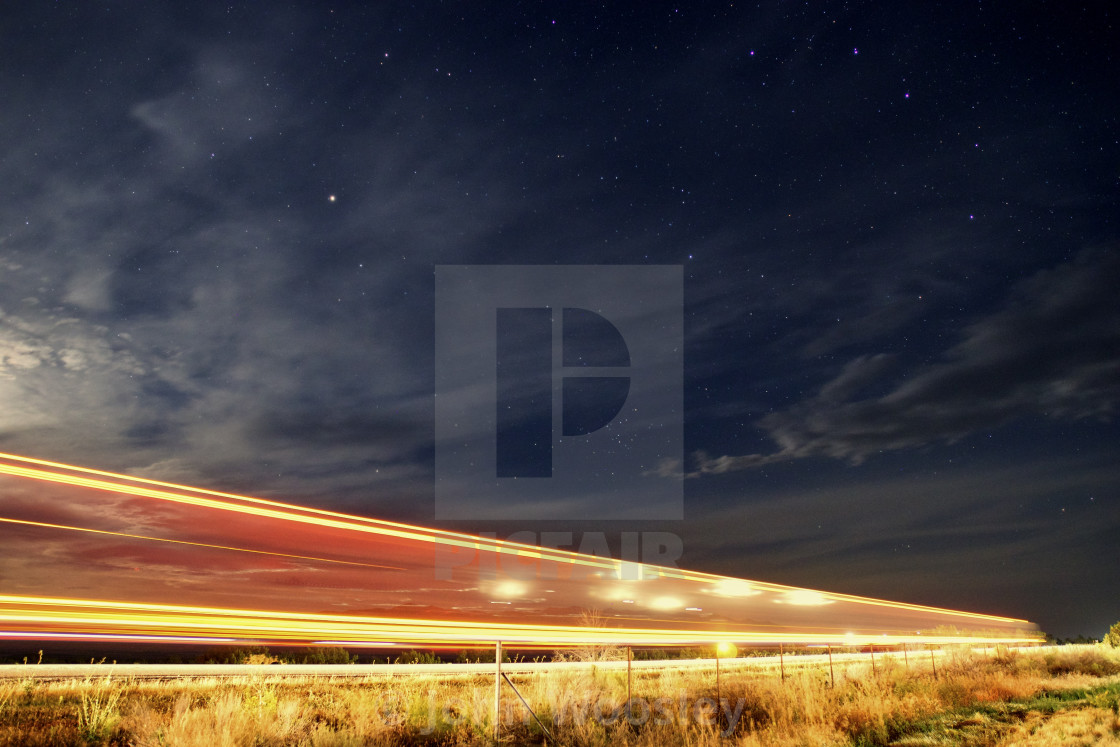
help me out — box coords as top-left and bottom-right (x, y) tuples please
(0, 645), (1117, 745)
(76, 677), (123, 743)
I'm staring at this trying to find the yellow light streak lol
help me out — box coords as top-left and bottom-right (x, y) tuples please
(0, 452), (603, 566)
(0, 517), (405, 571)
(0, 456), (621, 574)
(0, 451), (1043, 647)
(0, 632), (237, 643)
(0, 595), (1040, 647)
(0, 453), (1031, 624)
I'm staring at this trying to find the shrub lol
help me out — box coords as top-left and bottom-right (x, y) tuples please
(289, 646), (357, 664)
(1105, 621), (1120, 649)
(196, 646), (274, 664)
(1043, 647), (1120, 676)
(394, 649), (442, 664)
(77, 680), (123, 742)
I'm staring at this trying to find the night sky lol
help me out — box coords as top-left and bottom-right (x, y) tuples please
(1, 3), (1117, 640)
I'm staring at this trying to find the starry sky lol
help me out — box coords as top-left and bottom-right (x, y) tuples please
(1, 2), (1117, 640)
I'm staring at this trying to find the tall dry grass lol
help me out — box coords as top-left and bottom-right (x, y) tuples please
(0, 645), (1116, 745)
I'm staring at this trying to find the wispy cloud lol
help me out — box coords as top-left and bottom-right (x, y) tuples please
(694, 248), (1120, 474)
(682, 451), (1120, 626)
(0, 26), (528, 514)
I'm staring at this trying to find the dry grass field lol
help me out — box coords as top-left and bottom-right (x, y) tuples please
(0, 645), (1117, 746)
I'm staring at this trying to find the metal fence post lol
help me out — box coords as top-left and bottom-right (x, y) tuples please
(494, 641), (502, 742)
(627, 645), (632, 717)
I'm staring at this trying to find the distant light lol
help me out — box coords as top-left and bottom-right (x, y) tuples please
(780, 589), (832, 606)
(712, 578), (756, 598)
(328, 195), (337, 202)
(494, 580), (527, 598)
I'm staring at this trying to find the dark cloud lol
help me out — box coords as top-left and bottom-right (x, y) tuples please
(249, 409), (428, 458)
(696, 248), (1120, 472)
(682, 452), (1120, 633)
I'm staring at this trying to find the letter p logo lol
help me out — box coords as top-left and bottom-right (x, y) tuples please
(496, 307), (632, 477)
(436, 266), (682, 520)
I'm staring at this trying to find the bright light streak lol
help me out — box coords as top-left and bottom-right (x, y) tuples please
(493, 580), (527, 598)
(712, 578), (757, 598)
(0, 453), (1033, 622)
(0, 517), (405, 571)
(779, 590), (833, 606)
(0, 632), (237, 643)
(0, 453), (626, 574)
(0, 595), (1041, 647)
(0, 451), (1043, 648)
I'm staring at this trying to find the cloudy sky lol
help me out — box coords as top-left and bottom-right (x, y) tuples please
(1, 2), (1117, 639)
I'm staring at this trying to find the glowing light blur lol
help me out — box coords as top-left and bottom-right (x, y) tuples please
(0, 452), (1042, 648)
(780, 590), (833, 607)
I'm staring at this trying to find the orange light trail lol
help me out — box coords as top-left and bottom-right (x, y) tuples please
(0, 595), (1039, 648)
(0, 452), (1043, 647)
(0, 454), (620, 572)
(0, 517), (405, 572)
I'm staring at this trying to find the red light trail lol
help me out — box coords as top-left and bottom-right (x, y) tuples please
(0, 452), (1041, 648)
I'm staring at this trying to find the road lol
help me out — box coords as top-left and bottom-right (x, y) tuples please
(0, 645), (1038, 681)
